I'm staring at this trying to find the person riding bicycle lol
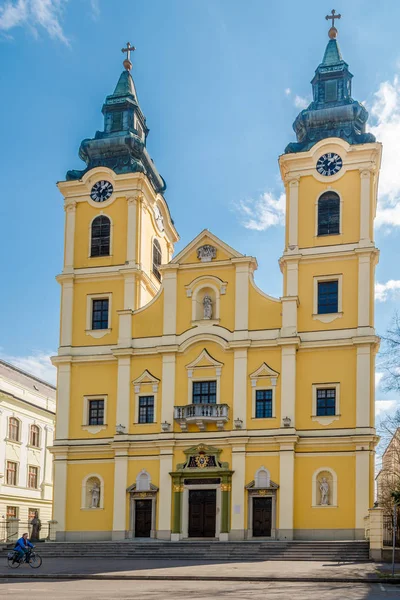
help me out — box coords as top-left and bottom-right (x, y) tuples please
(13, 533), (34, 563)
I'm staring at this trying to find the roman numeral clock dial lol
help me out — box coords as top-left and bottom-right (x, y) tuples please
(316, 153), (343, 177)
(90, 180), (114, 202)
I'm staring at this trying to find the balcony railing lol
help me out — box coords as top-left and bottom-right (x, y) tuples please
(174, 403), (229, 431)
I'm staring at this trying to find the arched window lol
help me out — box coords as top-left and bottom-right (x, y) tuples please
(30, 425), (40, 448)
(90, 215), (111, 257)
(317, 192), (340, 236)
(8, 417), (20, 442)
(152, 239), (162, 282)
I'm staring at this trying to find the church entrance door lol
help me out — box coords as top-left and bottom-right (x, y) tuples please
(134, 499), (152, 537)
(252, 497), (272, 537)
(188, 489), (216, 537)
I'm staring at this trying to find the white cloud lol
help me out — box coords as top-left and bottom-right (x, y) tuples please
(376, 371), (384, 388)
(294, 95), (309, 109)
(375, 399), (397, 416)
(0, 0), (69, 44)
(284, 88), (291, 96)
(0, 351), (56, 385)
(89, 0), (99, 19)
(375, 280), (400, 302)
(368, 75), (400, 227)
(236, 191), (285, 231)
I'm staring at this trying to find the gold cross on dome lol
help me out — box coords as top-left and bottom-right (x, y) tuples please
(325, 9), (341, 28)
(121, 42), (136, 62)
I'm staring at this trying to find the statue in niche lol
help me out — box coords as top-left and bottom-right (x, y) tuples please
(30, 511), (41, 542)
(319, 477), (329, 506)
(203, 295), (213, 319)
(90, 482), (101, 508)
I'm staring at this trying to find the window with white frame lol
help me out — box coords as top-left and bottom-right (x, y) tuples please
(27, 466), (39, 489)
(138, 396), (154, 423)
(312, 383), (340, 423)
(86, 293), (112, 336)
(8, 417), (20, 442)
(192, 380), (217, 404)
(30, 424), (40, 448)
(6, 461), (18, 486)
(313, 274), (342, 322)
(255, 390), (273, 418)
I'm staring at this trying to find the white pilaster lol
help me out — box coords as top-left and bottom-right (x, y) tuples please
(355, 448), (370, 533)
(281, 297), (298, 338)
(278, 444), (295, 539)
(64, 202), (76, 271)
(112, 451), (128, 539)
(42, 425), (54, 500)
(357, 254), (370, 328)
(124, 274), (136, 310)
(288, 178), (299, 249)
(359, 170), (371, 244)
(117, 310), (133, 347)
(280, 345), (296, 426)
(157, 448), (174, 539)
(231, 445), (246, 539)
(163, 270), (177, 336)
(60, 278), (74, 347)
(53, 455), (68, 539)
(356, 344), (371, 428)
(116, 356), (131, 431)
(235, 262), (249, 333)
(55, 362), (71, 440)
(161, 354), (176, 425)
(233, 349), (247, 424)
(286, 260), (299, 296)
(126, 197), (137, 265)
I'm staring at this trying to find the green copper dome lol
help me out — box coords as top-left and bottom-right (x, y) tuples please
(66, 64), (166, 193)
(285, 35), (375, 154)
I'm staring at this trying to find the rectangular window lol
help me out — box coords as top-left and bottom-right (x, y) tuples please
(192, 380), (217, 404)
(8, 418), (20, 441)
(88, 399), (105, 426)
(255, 389), (273, 418)
(316, 388), (336, 416)
(317, 280), (338, 314)
(138, 396), (154, 424)
(6, 461), (17, 486)
(27, 466), (39, 489)
(30, 426), (40, 448)
(325, 80), (338, 102)
(91, 298), (109, 330)
(136, 120), (144, 139)
(7, 506), (17, 519)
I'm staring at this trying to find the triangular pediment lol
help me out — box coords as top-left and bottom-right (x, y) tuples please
(171, 229), (244, 265)
(186, 349), (224, 371)
(132, 370), (160, 386)
(250, 362), (280, 380)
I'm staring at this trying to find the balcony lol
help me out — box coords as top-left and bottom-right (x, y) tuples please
(174, 403), (229, 432)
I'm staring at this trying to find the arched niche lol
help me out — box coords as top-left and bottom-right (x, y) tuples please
(312, 467), (337, 508)
(81, 474), (104, 509)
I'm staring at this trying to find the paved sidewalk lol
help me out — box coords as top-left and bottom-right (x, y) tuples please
(1, 557), (400, 582)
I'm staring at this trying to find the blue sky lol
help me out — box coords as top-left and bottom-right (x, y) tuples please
(1, 1), (400, 419)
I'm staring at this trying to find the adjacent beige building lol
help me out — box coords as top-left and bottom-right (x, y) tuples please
(0, 360), (56, 542)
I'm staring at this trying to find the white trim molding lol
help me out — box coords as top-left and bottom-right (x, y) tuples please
(133, 370), (159, 424)
(313, 273), (343, 323)
(312, 467), (338, 508)
(250, 363), (279, 421)
(82, 395), (108, 434)
(312, 383), (340, 426)
(186, 349), (223, 405)
(86, 293), (112, 339)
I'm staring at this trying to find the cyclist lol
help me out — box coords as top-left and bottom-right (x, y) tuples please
(13, 533), (34, 563)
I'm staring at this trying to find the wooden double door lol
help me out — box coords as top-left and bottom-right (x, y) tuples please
(188, 489), (216, 538)
(252, 497), (272, 537)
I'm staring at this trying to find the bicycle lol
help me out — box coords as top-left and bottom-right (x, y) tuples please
(7, 549), (42, 569)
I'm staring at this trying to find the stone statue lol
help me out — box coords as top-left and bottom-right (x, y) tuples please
(203, 295), (213, 319)
(319, 477), (329, 505)
(90, 482), (100, 508)
(30, 511), (41, 542)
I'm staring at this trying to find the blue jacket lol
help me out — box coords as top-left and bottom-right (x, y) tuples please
(14, 537), (33, 551)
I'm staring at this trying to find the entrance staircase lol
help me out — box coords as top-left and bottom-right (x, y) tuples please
(14, 540), (370, 562)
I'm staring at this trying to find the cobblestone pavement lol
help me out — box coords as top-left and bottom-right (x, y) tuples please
(0, 580), (400, 599)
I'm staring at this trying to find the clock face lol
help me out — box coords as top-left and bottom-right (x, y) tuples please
(154, 205), (164, 232)
(316, 153), (343, 177)
(90, 180), (113, 202)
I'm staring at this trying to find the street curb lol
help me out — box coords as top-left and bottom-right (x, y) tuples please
(0, 573), (400, 584)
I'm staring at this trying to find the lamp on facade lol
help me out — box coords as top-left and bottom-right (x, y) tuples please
(161, 421), (171, 432)
(116, 424), (126, 435)
(234, 418), (243, 430)
(282, 416), (291, 428)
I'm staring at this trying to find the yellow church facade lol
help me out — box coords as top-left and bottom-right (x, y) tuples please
(51, 27), (381, 542)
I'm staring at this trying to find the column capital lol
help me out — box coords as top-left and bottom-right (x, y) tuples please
(64, 201), (77, 213)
